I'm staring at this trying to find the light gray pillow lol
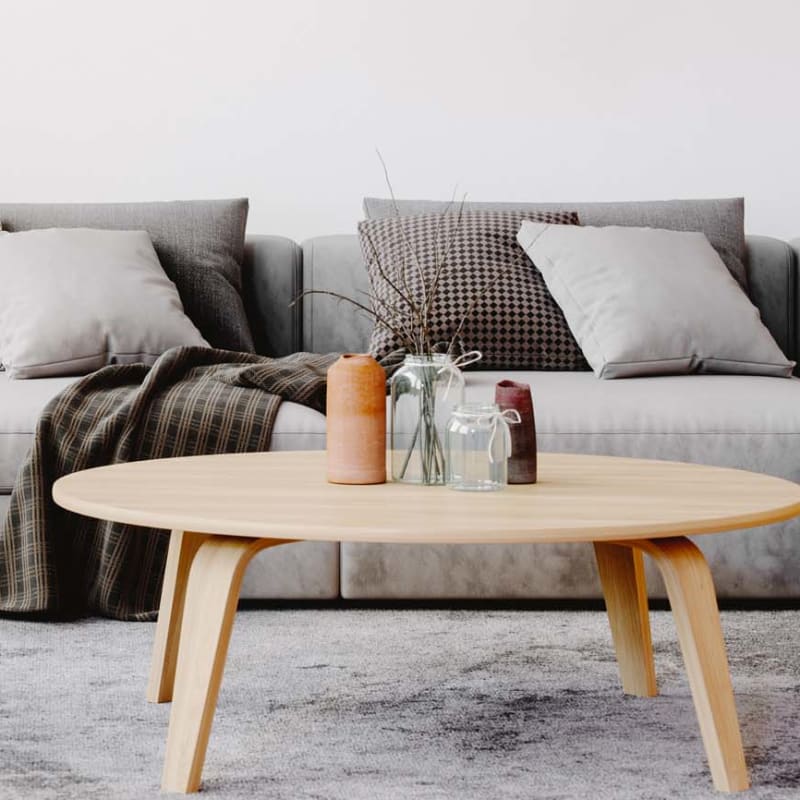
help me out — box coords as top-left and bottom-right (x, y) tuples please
(0, 198), (253, 351)
(516, 221), (795, 379)
(364, 196), (748, 290)
(0, 228), (208, 379)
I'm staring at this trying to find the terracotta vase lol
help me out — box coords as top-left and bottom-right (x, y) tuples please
(326, 354), (386, 484)
(494, 379), (537, 484)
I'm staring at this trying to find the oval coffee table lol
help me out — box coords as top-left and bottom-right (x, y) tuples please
(53, 451), (800, 794)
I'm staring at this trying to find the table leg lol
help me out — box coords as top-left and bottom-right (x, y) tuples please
(161, 536), (288, 794)
(635, 537), (749, 793)
(148, 530), (209, 703)
(594, 542), (658, 697)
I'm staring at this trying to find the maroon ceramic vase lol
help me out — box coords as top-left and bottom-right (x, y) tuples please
(494, 379), (537, 484)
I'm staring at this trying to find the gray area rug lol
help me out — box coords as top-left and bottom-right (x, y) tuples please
(1, 609), (799, 799)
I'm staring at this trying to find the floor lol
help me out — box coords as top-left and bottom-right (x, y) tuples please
(1, 609), (799, 799)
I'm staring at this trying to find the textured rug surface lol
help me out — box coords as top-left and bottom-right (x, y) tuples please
(1, 609), (799, 799)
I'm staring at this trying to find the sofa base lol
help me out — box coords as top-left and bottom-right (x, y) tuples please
(340, 519), (800, 600)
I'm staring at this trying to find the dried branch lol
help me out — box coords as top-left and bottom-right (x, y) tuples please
(292, 155), (500, 362)
(376, 148), (430, 307)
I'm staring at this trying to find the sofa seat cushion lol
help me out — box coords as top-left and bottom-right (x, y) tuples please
(269, 401), (327, 451)
(214, 369), (800, 473)
(0, 371), (328, 493)
(8, 369), (794, 491)
(0, 372), (79, 492)
(463, 371), (800, 478)
(4, 370), (797, 494)
(271, 369), (800, 478)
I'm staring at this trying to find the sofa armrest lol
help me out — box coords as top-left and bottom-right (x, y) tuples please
(747, 236), (797, 365)
(243, 235), (302, 357)
(792, 239), (800, 375)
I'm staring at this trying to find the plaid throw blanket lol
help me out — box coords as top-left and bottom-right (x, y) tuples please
(0, 347), (340, 620)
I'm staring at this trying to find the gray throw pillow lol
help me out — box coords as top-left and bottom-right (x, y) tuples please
(359, 210), (588, 370)
(0, 199), (253, 351)
(364, 196), (748, 290)
(516, 221), (794, 379)
(0, 228), (208, 379)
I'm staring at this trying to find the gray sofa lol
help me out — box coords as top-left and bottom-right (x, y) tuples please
(2, 230), (800, 600)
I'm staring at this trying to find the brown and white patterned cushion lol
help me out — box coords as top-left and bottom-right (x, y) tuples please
(358, 209), (588, 370)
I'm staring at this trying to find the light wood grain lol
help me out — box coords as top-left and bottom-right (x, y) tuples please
(161, 537), (286, 794)
(147, 530), (208, 703)
(635, 537), (750, 792)
(52, 451), (800, 544)
(593, 543), (657, 697)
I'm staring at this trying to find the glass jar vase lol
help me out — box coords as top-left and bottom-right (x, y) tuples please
(390, 354), (465, 484)
(445, 403), (518, 491)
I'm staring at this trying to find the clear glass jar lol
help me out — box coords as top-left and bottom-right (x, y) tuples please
(445, 403), (512, 491)
(390, 354), (465, 484)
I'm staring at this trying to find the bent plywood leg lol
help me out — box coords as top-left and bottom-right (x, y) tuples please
(161, 536), (287, 794)
(148, 530), (208, 703)
(637, 537), (749, 793)
(594, 542), (657, 697)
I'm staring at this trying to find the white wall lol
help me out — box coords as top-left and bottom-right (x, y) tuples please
(3, 0), (799, 242)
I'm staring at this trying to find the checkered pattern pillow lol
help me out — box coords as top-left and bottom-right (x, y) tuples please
(358, 210), (588, 370)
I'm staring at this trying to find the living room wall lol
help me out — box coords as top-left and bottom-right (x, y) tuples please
(3, 0), (799, 242)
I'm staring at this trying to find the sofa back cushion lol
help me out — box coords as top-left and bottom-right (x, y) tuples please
(0, 199), (253, 352)
(364, 197), (747, 290)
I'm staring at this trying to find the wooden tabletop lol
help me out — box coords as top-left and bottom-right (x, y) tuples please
(52, 451), (800, 544)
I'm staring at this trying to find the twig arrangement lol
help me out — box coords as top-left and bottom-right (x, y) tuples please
(292, 153), (515, 484)
(291, 152), (469, 359)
